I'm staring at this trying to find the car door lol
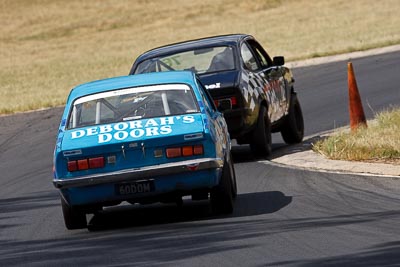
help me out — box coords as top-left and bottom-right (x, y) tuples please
(241, 39), (288, 122)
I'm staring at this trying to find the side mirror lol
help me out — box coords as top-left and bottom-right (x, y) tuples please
(273, 56), (285, 66)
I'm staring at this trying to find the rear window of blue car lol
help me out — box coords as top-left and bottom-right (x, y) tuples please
(67, 84), (199, 129)
(134, 46), (235, 75)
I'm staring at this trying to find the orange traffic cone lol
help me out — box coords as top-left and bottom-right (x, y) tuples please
(348, 62), (367, 131)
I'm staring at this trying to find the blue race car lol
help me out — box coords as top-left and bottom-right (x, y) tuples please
(129, 34), (304, 157)
(53, 71), (236, 230)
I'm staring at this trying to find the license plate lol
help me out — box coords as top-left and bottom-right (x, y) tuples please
(115, 180), (155, 195)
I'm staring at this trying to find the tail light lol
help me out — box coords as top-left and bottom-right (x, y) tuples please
(89, 157), (105, 168)
(166, 147), (182, 158)
(182, 146), (193, 157)
(77, 159), (89, 170)
(67, 161), (78, 172)
(68, 156), (105, 172)
(193, 145), (204, 155)
(166, 145), (204, 159)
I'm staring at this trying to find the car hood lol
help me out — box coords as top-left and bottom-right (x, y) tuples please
(198, 70), (240, 90)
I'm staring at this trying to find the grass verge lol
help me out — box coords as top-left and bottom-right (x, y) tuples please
(312, 108), (400, 164)
(1, 0), (400, 114)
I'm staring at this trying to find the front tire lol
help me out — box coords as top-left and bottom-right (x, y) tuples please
(250, 105), (272, 158)
(61, 196), (87, 230)
(210, 153), (235, 214)
(281, 93), (304, 144)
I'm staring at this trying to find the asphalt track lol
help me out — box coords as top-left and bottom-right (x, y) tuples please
(0, 50), (399, 266)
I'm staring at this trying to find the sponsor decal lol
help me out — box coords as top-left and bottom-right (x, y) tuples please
(205, 83), (221, 89)
(69, 115), (196, 144)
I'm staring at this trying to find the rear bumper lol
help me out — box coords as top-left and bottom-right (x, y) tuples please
(53, 158), (223, 189)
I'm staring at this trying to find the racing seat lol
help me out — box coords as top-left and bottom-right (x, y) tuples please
(207, 48), (234, 72)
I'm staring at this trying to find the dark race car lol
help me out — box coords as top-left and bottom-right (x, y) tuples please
(129, 34), (304, 157)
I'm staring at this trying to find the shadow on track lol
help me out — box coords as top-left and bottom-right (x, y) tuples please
(231, 134), (327, 164)
(271, 241), (400, 267)
(87, 191), (292, 231)
(0, 191), (58, 214)
(231, 143), (286, 163)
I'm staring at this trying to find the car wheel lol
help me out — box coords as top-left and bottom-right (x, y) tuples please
(61, 196), (87, 230)
(250, 105), (272, 158)
(281, 93), (304, 144)
(210, 153), (235, 214)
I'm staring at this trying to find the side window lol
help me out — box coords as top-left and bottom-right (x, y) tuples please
(253, 47), (269, 68)
(241, 43), (259, 71)
(248, 40), (273, 68)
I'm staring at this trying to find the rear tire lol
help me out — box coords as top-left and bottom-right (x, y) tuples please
(281, 93), (304, 144)
(210, 153), (235, 214)
(61, 196), (87, 230)
(250, 105), (272, 158)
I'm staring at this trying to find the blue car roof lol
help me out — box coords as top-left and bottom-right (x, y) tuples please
(133, 34), (252, 63)
(68, 71), (197, 101)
